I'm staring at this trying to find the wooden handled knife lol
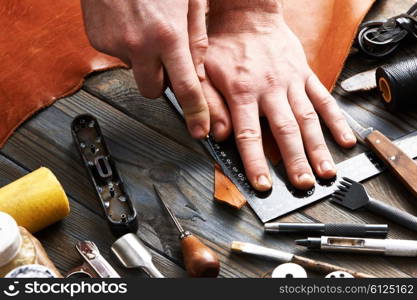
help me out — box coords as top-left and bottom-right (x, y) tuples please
(342, 110), (417, 197)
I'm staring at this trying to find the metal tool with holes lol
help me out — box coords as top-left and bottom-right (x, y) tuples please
(72, 114), (138, 236)
(164, 88), (417, 222)
(331, 177), (417, 232)
(66, 241), (120, 278)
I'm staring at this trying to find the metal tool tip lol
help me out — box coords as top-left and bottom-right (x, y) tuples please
(230, 241), (245, 252)
(295, 239), (309, 247)
(264, 223), (279, 232)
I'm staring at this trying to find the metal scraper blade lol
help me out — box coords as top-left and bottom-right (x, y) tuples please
(164, 88), (417, 223)
(340, 68), (377, 92)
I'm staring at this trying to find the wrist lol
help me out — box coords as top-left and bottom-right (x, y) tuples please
(208, 1), (284, 34)
(209, 0), (282, 14)
(209, 0), (282, 15)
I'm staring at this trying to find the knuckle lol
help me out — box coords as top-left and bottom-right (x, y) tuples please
(236, 128), (261, 142)
(207, 101), (226, 118)
(333, 110), (347, 123)
(153, 23), (179, 45)
(175, 79), (199, 97)
(311, 143), (328, 153)
(190, 35), (209, 52)
(288, 155), (309, 170)
(264, 72), (280, 88)
(120, 30), (142, 51)
(230, 80), (254, 97)
(317, 94), (335, 107)
(271, 120), (299, 137)
(184, 104), (207, 117)
(228, 80), (256, 105)
(299, 110), (319, 123)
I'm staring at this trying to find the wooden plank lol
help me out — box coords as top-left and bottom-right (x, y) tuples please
(53, 95), (414, 276)
(0, 91), (259, 278)
(0, 153), (184, 278)
(81, 72), (417, 276)
(2, 90), (409, 277)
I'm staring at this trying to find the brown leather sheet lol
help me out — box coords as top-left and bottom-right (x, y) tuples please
(0, 0), (124, 147)
(283, 0), (376, 90)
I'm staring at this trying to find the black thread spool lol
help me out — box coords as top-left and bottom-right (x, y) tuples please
(376, 58), (417, 112)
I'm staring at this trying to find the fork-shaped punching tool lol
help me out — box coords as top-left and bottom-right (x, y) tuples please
(331, 177), (417, 232)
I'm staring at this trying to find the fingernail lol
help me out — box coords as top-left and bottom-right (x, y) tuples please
(343, 132), (356, 143)
(320, 160), (335, 173)
(192, 124), (206, 139)
(197, 63), (206, 81)
(298, 173), (315, 185)
(256, 175), (272, 191)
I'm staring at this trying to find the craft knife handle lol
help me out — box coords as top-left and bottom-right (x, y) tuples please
(367, 197), (417, 232)
(365, 130), (417, 197)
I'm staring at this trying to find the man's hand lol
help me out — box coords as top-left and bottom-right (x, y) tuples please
(81, 0), (210, 139)
(204, 2), (357, 191)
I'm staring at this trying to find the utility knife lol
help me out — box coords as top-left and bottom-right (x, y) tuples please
(342, 110), (417, 197)
(341, 68), (377, 92)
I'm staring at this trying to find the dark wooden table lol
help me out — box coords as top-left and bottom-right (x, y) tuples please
(2, 0), (417, 278)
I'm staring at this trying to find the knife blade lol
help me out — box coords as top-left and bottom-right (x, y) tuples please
(342, 109), (417, 197)
(341, 68), (377, 92)
(164, 88), (417, 222)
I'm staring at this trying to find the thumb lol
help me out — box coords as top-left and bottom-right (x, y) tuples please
(188, 0), (209, 81)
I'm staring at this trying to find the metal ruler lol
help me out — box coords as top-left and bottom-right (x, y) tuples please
(164, 89), (417, 223)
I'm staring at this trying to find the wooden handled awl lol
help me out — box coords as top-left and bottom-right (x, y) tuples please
(342, 110), (417, 197)
(153, 185), (220, 277)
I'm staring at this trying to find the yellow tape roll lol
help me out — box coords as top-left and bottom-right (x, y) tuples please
(0, 167), (70, 233)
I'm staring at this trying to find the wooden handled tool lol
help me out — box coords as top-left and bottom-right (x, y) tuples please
(342, 110), (417, 197)
(153, 185), (220, 277)
(365, 130), (417, 197)
(231, 241), (373, 278)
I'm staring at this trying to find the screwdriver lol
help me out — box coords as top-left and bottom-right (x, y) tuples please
(153, 185), (220, 277)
